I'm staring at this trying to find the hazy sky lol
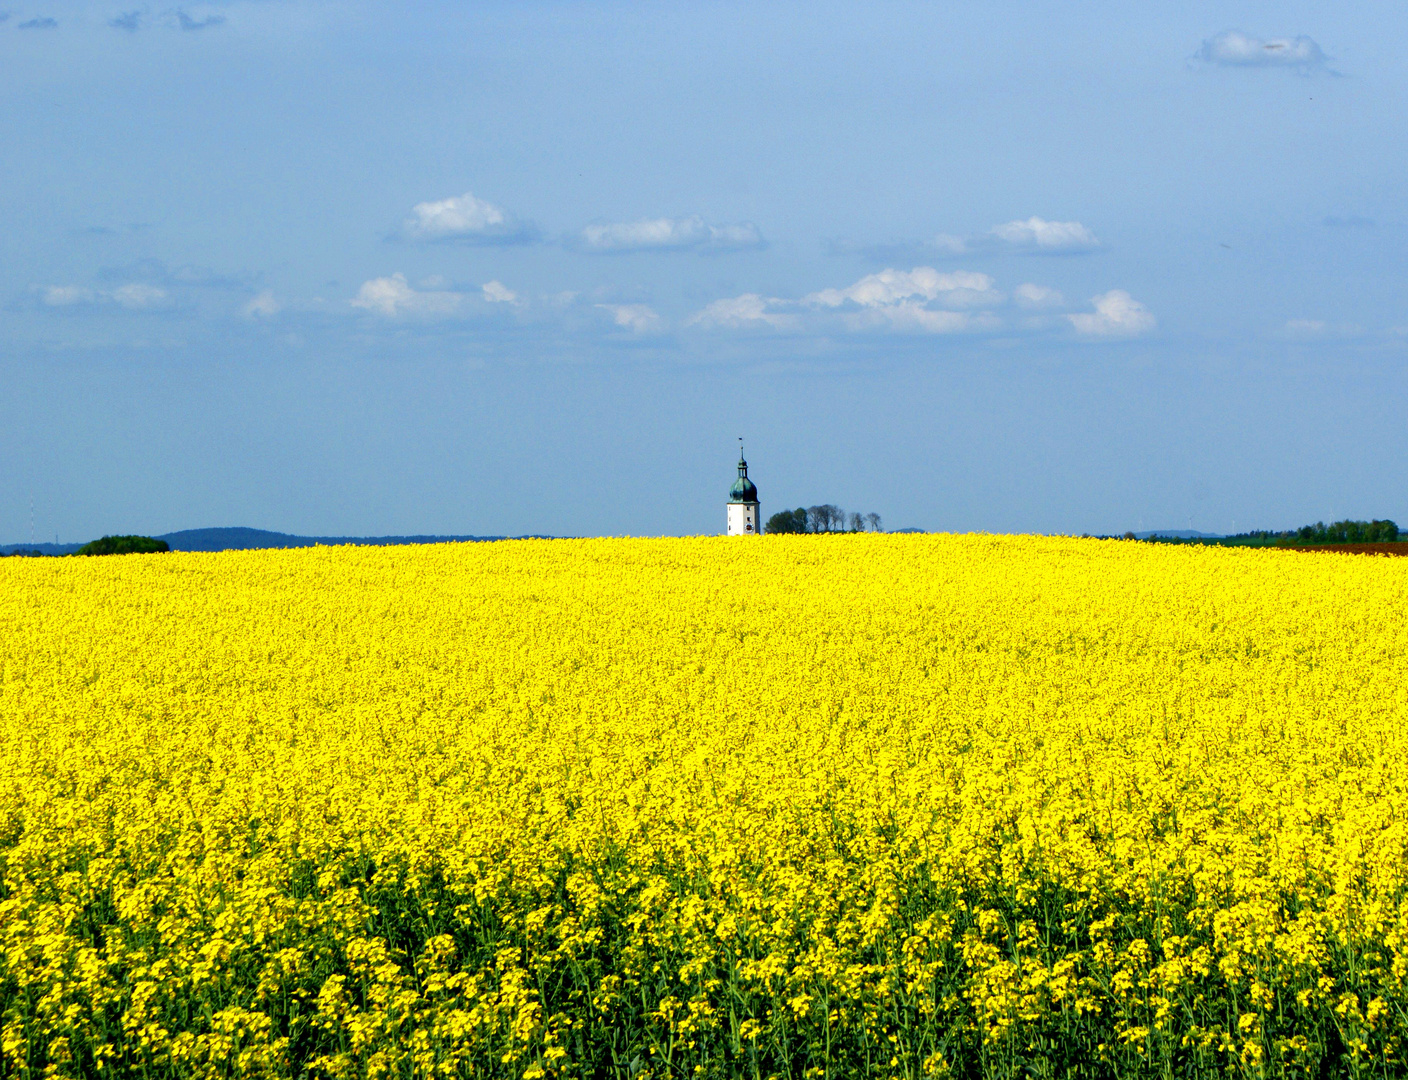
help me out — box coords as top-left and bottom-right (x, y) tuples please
(4, 1), (1406, 540)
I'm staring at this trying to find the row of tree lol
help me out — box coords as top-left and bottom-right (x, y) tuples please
(1132, 519), (1400, 547)
(764, 506), (883, 534)
(2, 535), (169, 557)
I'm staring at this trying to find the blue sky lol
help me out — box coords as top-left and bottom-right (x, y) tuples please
(3, 1), (1406, 540)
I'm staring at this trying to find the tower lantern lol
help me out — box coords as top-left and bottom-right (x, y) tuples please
(727, 440), (760, 536)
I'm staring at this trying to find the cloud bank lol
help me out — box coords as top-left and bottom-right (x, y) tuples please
(578, 216), (764, 253)
(689, 269), (1153, 340)
(40, 282), (171, 310)
(351, 274), (536, 320)
(805, 267), (1001, 310)
(352, 274), (470, 317)
(400, 192), (535, 244)
(991, 217), (1100, 252)
(1066, 290), (1156, 337)
(1196, 31), (1329, 71)
(686, 293), (798, 331)
(595, 304), (663, 333)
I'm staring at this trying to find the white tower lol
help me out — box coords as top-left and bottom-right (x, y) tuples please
(727, 442), (760, 535)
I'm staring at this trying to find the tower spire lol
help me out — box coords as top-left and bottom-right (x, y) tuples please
(727, 438), (760, 535)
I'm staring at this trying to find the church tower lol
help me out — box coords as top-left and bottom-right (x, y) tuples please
(727, 442), (760, 535)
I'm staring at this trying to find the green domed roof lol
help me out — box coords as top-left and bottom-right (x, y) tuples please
(729, 455), (758, 503)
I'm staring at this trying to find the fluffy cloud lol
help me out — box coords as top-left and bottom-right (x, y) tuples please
(845, 305), (992, 334)
(805, 267), (1000, 309)
(482, 280), (524, 306)
(18, 17), (57, 29)
(1013, 283), (1065, 309)
(243, 290), (281, 318)
(42, 286), (96, 307)
(401, 192), (533, 244)
(595, 304), (663, 333)
(1066, 290), (1155, 337)
(686, 294), (797, 331)
(351, 273), (466, 318)
(992, 217), (1100, 252)
(109, 11), (140, 31)
(579, 216), (763, 253)
(686, 267), (1004, 336)
(111, 283), (169, 309)
(351, 274), (532, 318)
(1196, 31), (1328, 70)
(39, 282), (170, 310)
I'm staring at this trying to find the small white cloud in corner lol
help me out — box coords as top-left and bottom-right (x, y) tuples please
(1067, 290), (1155, 337)
(687, 294), (797, 330)
(1197, 31), (1328, 70)
(352, 273), (464, 318)
(992, 217), (1100, 252)
(595, 304), (663, 332)
(243, 290), (280, 318)
(401, 192), (531, 243)
(1013, 283), (1065, 309)
(482, 281), (525, 306)
(579, 216), (763, 253)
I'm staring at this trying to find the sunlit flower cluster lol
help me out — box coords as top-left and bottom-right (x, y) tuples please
(2, 535), (1406, 1078)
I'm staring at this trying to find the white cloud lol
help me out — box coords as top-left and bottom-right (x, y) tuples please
(1013, 283), (1065, 309)
(111, 283), (170, 310)
(579, 216), (764, 253)
(846, 305), (990, 334)
(805, 267), (1000, 309)
(243, 290), (280, 318)
(686, 293), (798, 330)
(1285, 318), (1327, 335)
(401, 192), (531, 243)
(992, 217), (1100, 252)
(38, 282), (170, 311)
(482, 280), (524, 306)
(595, 303), (663, 332)
(1197, 31), (1328, 70)
(352, 273), (466, 318)
(1067, 290), (1155, 337)
(42, 286), (96, 306)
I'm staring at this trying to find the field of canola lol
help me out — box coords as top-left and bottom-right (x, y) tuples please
(2, 534), (1408, 1079)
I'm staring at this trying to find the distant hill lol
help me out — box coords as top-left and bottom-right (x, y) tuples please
(0, 542), (84, 556)
(2, 526), (548, 557)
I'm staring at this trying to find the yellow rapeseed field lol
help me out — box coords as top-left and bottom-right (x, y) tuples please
(2, 534), (1407, 1079)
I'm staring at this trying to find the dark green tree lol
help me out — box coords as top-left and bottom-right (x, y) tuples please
(764, 508), (809, 535)
(75, 535), (170, 556)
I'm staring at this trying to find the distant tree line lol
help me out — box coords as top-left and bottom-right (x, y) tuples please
(764, 506), (882, 534)
(76, 535), (169, 555)
(3, 535), (169, 557)
(1282, 519), (1397, 544)
(1131, 519), (1400, 547)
